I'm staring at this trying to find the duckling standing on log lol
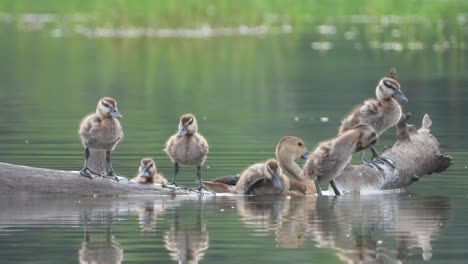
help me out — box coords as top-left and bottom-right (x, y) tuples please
(339, 68), (407, 169)
(164, 113), (210, 193)
(78, 97), (123, 179)
(132, 158), (167, 184)
(304, 124), (378, 196)
(236, 159), (290, 195)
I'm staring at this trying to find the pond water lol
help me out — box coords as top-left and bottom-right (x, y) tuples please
(1, 4), (468, 264)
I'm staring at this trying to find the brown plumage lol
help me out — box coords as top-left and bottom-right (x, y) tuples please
(132, 158), (167, 184)
(204, 136), (315, 195)
(303, 124), (377, 195)
(339, 68), (407, 136)
(78, 97), (123, 178)
(235, 159), (291, 195)
(164, 113), (209, 192)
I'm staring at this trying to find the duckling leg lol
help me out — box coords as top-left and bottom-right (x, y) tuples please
(370, 147), (396, 169)
(196, 166), (215, 195)
(314, 179), (322, 196)
(79, 148), (93, 178)
(105, 150), (120, 181)
(164, 163), (180, 188)
(360, 151), (383, 171)
(329, 180), (341, 196)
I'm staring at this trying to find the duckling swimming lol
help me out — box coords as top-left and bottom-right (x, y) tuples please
(304, 124), (377, 195)
(78, 97), (123, 179)
(164, 113), (209, 193)
(339, 68), (407, 168)
(236, 159), (290, 195)
(132, 158), (167, 184)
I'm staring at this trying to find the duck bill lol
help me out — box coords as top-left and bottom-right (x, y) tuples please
(301, 150), (311, 160)
(393, 90), (408, 103)
(140, 168), (151, 178)
(271, 174), (283, 190)
(177, 126), (188, 137)
(110, 108), (123, 119)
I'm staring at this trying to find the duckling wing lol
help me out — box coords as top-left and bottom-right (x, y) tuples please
(243, 177), (268, 195)
(360, 99), (383, 118)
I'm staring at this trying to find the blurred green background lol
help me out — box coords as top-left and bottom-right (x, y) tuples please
(0, 1), (467, 264)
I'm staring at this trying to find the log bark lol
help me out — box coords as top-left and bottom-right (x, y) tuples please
(0, 113), (452, 196)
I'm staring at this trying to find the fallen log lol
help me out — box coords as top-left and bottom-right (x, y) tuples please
(0, 113), (452, 196)
(334, 113), (453, 193)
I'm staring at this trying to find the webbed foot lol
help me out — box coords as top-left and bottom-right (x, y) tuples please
(196, 185), (216, 195)
(79, 169), (93, 179)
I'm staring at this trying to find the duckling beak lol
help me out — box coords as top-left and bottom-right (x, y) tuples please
(271, 173), (283, 190)
(140, 167), (151, 178)
(393, 90), (408, 103)
(110, 108), (123, 119)
(301, 150), (311, 160)
(177, 126), (188, 137)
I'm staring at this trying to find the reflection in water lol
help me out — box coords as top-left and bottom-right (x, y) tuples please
(235, 194), (450, 262)
(136, 201), (167, 237)
(78, 211), (123, 264)
(311, 195), (450, 263)
(165, 203), (209, 264)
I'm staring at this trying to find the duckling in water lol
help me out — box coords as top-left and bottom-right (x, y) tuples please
(339, 68), (407, 168)
(78, 97), (123, 179)
(132, 158), (167, 184)
(236, 159), (290, 195)
(164, 113), (209, 193)
(304, 124), (378, 195)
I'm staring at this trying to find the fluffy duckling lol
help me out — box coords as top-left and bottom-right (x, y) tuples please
(236, 159), (290, 195)
(204, 136), (314, 195)
(304, 124), (377, 196)
(132, 158), (167, 184)
(338, 68), (407, 168)
(164, 113), (209, 192)
(78, 97), (123, 178)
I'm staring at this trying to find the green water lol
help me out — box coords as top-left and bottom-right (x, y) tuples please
(1, 1), (468, 263)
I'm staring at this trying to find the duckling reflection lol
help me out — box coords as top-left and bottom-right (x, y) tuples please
(164, 204), (209, 264)
(236, 195), (316, 248)
(308, 195), (450, 263)
(78, 211), (123, 264)
(136, 201), (166, 237)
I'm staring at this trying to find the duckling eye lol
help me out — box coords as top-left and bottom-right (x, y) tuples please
(148, 163), (153, 168)
(383, 81), (393, 89)
(297, 142), (303, 146)
(188, 119), (194, 125)
(101, 101), (110, 107)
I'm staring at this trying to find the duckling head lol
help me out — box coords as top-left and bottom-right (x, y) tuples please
(353, 124), (378, 152)
(276, 136), (310, 161)
(96, 97), (123, 119)
(375, 68), (408, 103)
(264, 159), (284, 190)
(138, 158), (156, 178)
(177, 113), (197, 137)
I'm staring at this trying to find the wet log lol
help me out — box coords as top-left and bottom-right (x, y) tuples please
(0, 113), (452, 196)
(334, 113), (453, 193)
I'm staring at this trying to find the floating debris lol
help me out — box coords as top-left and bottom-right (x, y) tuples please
(294, 116), (300, 122)
(316, 25), (336, 35)
(320, 117), (329, 122)
(310, 42), (333, 51)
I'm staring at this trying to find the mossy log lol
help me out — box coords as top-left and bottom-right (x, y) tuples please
(0, 113), (452, 196)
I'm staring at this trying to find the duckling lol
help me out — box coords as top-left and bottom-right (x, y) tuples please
(164, 113), (209, 193)
(203, 136), (314, 194)
(132, 158), (167, 184)
(304, 124), (377, 195)
(78, 97), (123, 179)
(339, 68), (407, 168)
(236, 159), (290, 195)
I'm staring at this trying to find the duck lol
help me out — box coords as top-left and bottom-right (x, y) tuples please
(303, 124), (378, 196)
(164, 113), (209, 193)
(78, 97), (123, 179)
(203, 136), (315, 195)
(132, 158), (167, 184)
(338, 68), (407, 168)
(236, 159), (290, 195)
